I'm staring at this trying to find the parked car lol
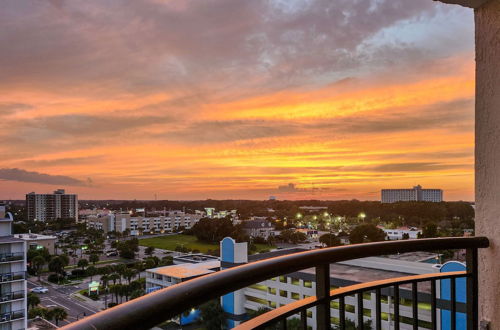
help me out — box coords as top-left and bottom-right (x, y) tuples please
(106, 250), (118, 257)
(30, 287), (48, 294)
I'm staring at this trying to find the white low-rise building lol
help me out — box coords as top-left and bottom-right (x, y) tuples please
(382, 227), (422, 240)
(87, 210), (204, 235)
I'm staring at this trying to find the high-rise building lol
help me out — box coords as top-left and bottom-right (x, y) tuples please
(381, 185), (443, 203)
(0, 205), (27, 330)
(26, 189), (78, 221)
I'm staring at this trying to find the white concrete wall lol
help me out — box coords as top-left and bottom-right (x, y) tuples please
(475, 0), (500, 327)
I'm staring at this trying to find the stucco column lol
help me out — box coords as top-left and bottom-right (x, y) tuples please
(475, 0), (500, 326)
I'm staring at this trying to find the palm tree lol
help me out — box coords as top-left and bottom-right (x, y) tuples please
(101, 274), (109, 288)
(134, 262), (144, 280)
(109, 273), (120, 286)
(114, 264), (127, 284)
(50, 307), (68, 326)
(78, 258), (89, 271)
(27, 292), (40, 310)
(48, 256), (66, 283)
(87, 266), (98, 281)
(89, 253), (99, 265)
(31, 255), (46, 281)
(123, 268), (136, 285)
(101, 274), (110, 308)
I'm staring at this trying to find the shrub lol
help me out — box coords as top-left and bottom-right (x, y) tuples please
(48, 274), (63, 283)
(107, 302), (118, 308)
(71, 269), (86, 277)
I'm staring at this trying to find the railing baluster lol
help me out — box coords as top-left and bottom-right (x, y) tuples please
(339, 296), (346, 330)
(394, 284), (400, 330)
(412, 282), (418, 330)
(280, 318), (287, 330)
(357, 292), (364, 330)
(431, 279), (437, 330)
(375, 288), (381, 330)
(451, 277), (456, 330)
(300, 310), (307, 330)
(315, 264), (330, 330)
(466, 248), (478, 330)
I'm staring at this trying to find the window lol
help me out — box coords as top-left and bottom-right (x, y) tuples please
(268, 301), (276, 308)
(279, 276), (287, 283)
(291, 292), (300, 300)
(279, 290), (287, 298)
(291, 277), (300, 286)
(268, 287), (276, 295)
(249, 284), (268, 292)
(246, 295), (268, 305)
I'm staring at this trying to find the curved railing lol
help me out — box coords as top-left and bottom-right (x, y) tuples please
(62, 237), (489, 330)
(237, 271), (467, 330)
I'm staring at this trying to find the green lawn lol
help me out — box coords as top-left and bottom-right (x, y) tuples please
(139, 234), (274, 254)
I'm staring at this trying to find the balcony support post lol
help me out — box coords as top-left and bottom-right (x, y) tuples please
(466, 248), (478, 330)
(315, 264), (330, 330)
(475, 0), (500, 327)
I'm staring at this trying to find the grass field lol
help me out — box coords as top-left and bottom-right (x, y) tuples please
(139, 234), (274, 254)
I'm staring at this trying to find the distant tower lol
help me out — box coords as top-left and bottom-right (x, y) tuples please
(220, 237), (248, 328)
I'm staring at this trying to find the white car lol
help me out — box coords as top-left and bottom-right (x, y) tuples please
(30, 287), (48, 294)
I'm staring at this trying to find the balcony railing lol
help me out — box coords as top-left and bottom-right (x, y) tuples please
(0, 272), (25, 282)
(61, 237), (489, 330)
(0, 252), (24, 263)
(0, 290), (24, 302)
(0, 309), (25, 323)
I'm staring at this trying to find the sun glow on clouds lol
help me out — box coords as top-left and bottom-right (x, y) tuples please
(0, 0), (475, 200)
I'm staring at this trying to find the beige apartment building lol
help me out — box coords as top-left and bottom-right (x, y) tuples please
(86, 211), (204, 235)
(15, 233), (57, 254)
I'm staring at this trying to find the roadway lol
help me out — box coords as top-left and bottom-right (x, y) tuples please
(28, 280), (101, 326)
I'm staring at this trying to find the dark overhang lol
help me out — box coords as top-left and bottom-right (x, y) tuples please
(434, 0), (492, 8)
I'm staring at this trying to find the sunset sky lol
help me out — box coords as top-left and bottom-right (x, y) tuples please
(0, 0), (475, 201)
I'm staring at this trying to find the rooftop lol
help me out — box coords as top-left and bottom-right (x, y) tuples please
(0, 236), (25, 244)
(15, 233), (57, 241)
(148, 260), (220, 279)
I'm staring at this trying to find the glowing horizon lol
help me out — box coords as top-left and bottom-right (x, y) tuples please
(0, 0), (475, 201)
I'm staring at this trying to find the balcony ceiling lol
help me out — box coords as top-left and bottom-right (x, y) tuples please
(435, 0), (492, 8)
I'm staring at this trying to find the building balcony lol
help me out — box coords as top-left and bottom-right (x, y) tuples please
(61, 237), (488, 330)
(0, 290), (24, 302)
(0, 272), (25, 283)
(0, 309), (25, 323)
(0, 252), (24, 263)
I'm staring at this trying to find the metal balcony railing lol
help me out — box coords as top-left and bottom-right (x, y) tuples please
(0, 309), (25, 323)
(61, 237), (489, 330)
(0, 272), (25, 282)
(0, 290), (24, 302)
(0, 252), (24, 262)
